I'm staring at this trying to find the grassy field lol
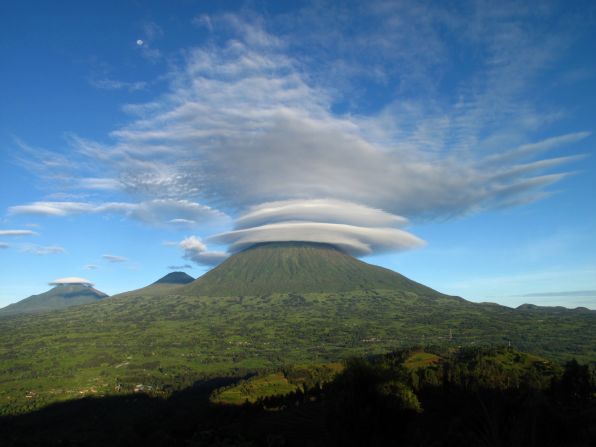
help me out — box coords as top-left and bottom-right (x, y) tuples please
(404, 351), (441, 369)
(211, 372), (299, 405)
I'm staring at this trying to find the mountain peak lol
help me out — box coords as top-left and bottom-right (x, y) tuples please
(0, 284), (108, 316)
(152, 271), (195, 285)
(180, 241), (438, 296)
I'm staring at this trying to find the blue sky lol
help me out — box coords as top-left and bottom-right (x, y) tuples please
(1, 0), (595, 309)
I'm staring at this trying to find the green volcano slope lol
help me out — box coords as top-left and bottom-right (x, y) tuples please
(0, 284), (108, 316)
(0, 243), (594, 414)
(181, 242), (439, 296)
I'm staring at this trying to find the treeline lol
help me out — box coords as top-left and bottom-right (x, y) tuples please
(243, 347), (595, 446)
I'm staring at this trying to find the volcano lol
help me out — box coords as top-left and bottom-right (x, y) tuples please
(181, 241), (440, 297)
(0, 283), (108, 316)
(114, 271), (195, 298)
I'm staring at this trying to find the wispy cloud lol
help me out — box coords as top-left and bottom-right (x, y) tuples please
(9, 5), (591, 257)
(87, 58), (149, 92)
(102, 254), (127, 263)
(9, 200), (227, 228)
(0, 229), (38, 236)
(512, 290), (596, 298)
(0, 242), (9, 249)
(66, 14), (582, 218)
(84, 264), (99, 270)
(22, 245), (65, 255)
(168, 264), (193, 270)
(89, 78), (148, 92)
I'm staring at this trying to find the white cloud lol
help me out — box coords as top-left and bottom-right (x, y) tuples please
(22, 245), (65, 255)
(84, 264), (99, 270)
(49, 277), (94, 286)
(77, 178), (124, 190)
(9, 199), (227, 228)
(179, 235), (207, 253)
(9, 8), (589, 257)
(212, 221), (424, 257)
(51, 14), (581, 222)
(222, 199), (422, 256)
(0, 229), (38, 236)
(235, 199), (408, 230)
(179, 236), (228, 266)
(102, 254), (127, 263)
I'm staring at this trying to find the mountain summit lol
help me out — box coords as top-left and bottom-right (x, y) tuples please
(0, 283), (108, 316)
(114, 271), (195, 298)
(152, 271), (194, 285)
(180, 241), (439, 296)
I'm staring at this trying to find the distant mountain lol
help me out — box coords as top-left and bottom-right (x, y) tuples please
(114, 271), (195, 298)
(0, 284), (108, 316)
(181, 242), (440, 296)
(152, 271), (195, 285)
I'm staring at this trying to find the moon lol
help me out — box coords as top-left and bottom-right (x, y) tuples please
(136, 39), (144, 46)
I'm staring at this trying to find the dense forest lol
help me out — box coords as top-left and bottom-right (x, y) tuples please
(1, 346), (594, 446)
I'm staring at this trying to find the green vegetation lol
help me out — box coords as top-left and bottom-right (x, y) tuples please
(0, 242), (594, 417)
(182, 242), (439, 296)
(2, 347), (594, 446)
(211, 372), (299, 405)
(404, 351), (440, 369)
(0, 288), (594, 415)
(211, 362), (343, 405)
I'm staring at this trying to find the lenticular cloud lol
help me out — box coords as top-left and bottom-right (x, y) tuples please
(235, 199), (408, 230)
(211, 199), (425, 256)
(11, 14), (586, 263)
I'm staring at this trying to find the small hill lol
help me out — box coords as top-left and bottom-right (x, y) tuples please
(114, 271), (195, 298)
(0, 284), (108, 316)
(181, 241), (441, 297)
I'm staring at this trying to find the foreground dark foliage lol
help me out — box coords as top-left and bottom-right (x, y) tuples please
(1, 348), (595, 446)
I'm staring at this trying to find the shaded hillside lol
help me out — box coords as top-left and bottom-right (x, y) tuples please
(0, 285), (107, 316)
(1, 348), (594, 447)
(182, 242), (440, 296)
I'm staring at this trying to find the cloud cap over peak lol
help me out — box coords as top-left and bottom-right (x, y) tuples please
(212, 221), (425, 257)
(215, 199), (424, 257)
(49, 277), (94, 287)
